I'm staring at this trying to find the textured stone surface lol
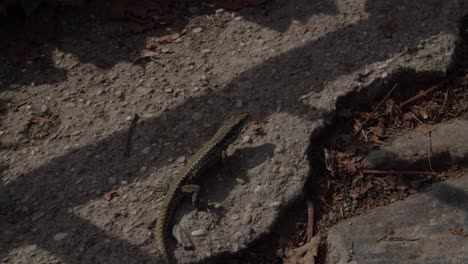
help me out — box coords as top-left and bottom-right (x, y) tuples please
(0, 0), (466, 263)
(363, 118), (468, 170)
(326, 175), (468, 264)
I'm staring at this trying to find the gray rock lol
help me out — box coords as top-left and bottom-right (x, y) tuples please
(192, 112), (203, 121)
(172, 225), (194, 249)
(241, 225), (254, 236)
(177, 156), (186, 163)
(326, 176), (468, 264)
(230, 213), (240, 221)
(191, 229), (208, 236)
(40, 104), (49, 113)
(108, 177), (117, 185)
(363, 119), (468, 170)
(115, 90), (124, 99)
(192, 27), (203, 33)
(53, 232), (68, 241)
(142, 147), (151, 155)
(136, 87), (154, 95)
(236, 178), (246, 185)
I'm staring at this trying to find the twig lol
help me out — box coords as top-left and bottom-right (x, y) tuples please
(306, 200), (314, 242)
(440, 88), (449, 114)
(428, 131), (434, 172)
(377, 236), (419, 242)
(354, 83), (398, 135)
(123, 113), (140, 157)
(399, 79), (448, 108)
(362, 169), (437, 175)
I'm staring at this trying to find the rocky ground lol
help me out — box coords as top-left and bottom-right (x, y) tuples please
(0, 0), (467, 263)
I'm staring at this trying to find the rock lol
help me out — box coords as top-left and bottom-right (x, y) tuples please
(236, 178), (246, 185)
(142, 147), (151, 155)
(172, 225), (194, 249)
(215, 8), (224, 15)
(241, 225), (254, 236)
(326, 176), (468, 264)
(230, 213), (240, 221)
(71, 131), (81, 136)
(53, 233), (68, 241)
(240, 214), (252, 225)
(121, 180), (128, 185)
(40, 104), (49, 113)
(136, 87), (154, 95)
(115, 90), (124, 99)
(96, 89), (105, 96)
(235, 99), (243, 108)
(65, 102), (76, 108)
(164, 88), (173, 93)
(192, 27), (203, 33)
(161, 48), (171, 54)
(269, 201), (281, 208)
(192, 112), (203, 121)
(191, 229), (207, 236)
(31, 211), (45, 221)
(241, 136), (251, 144)
(108, 177), (117, 185)
(363, 119), (468, 170)
(177, 156), (186, 163)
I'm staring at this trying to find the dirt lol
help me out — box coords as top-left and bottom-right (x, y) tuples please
(0, 0), (467, 264)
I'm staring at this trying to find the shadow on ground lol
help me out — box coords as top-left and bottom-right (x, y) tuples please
(0, 0), (463, 263)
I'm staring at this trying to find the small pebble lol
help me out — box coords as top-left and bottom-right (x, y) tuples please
(40, 104), (49, 113)
(236, 178), (246, 185)
(241, 225), (254, 236)
(191, 229), (207, 236)
(71, 131), (81, 136)
(53, 233), (68, 241)
(108, 177), (117, 185)
(164, 88), (173, 93)
(125, 115), (133, 121)
(215, 8), (224, 14)
(115, 90), (124, 99)
(121, 180), (128, 185)
(192, 112), (203, 121)
(235, 99), (243, 108)
(192, 27), (203, 33)
(65, 102), (76, 108)
(230, 213), (240, 221)
(142, 147), (151, 155)
(269, 201), (281, 208)
(241, 136), (251, 144)
(240, 214), (252, 225)
(172, 225), (194, 249)
(96, 89), (105, 96)
(177, 156), (186, 163)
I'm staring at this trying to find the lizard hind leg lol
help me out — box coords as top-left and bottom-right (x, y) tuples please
(181, 184), (200, 208)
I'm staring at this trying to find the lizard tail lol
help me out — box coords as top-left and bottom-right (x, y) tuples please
(155, 211), (171, 264)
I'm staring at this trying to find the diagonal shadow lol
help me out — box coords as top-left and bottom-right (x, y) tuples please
(0, 0), (464, 263)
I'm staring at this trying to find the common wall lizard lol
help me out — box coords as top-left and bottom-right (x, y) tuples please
(154, 113), (249, 263)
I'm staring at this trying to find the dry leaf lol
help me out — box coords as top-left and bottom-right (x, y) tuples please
(284, 235), (321, 264)
(103, 191), (116, 201)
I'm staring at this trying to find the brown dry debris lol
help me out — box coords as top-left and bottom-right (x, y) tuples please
(317, 72), (468, 232)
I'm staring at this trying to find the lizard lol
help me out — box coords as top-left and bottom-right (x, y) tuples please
(154, 113), (249, 263)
